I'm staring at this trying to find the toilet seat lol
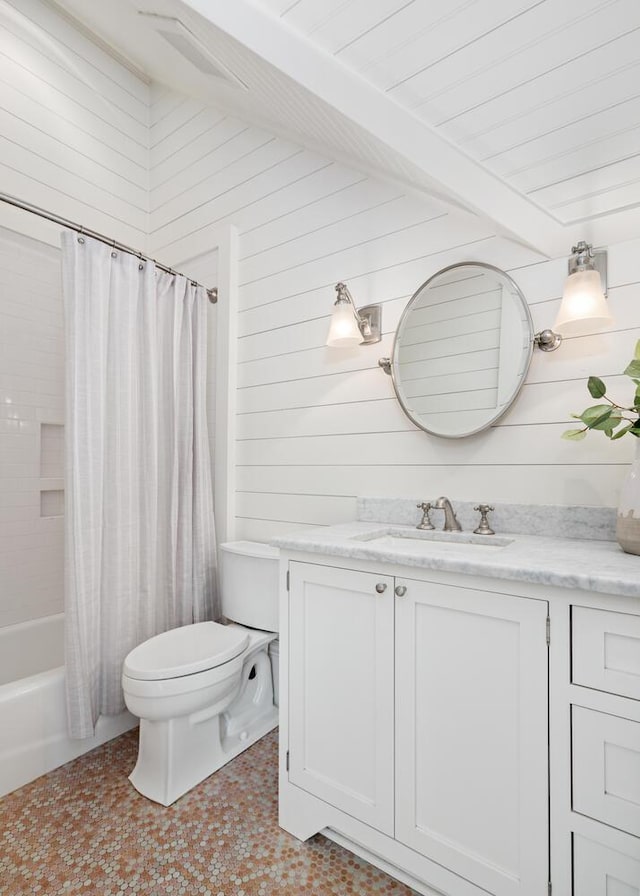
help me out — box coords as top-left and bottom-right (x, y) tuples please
(123, 621), (249, 681)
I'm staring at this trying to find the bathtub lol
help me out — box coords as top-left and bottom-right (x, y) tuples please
(0, 613), (137, 798)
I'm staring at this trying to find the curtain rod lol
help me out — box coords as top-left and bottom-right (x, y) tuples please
(0, 191), (218, 304)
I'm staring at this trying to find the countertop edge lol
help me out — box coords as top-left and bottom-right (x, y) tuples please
(271, 523), (640, 600)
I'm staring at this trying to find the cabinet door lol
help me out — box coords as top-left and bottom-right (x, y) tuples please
(288, 562), (395, 835)
(573, 705), (640, 838)
(572, 606), (640, 700)
(573, 833), (640, 895)
(395, 578), (549, 896)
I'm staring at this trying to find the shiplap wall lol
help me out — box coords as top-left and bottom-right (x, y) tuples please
(2, 3), (639, 547)
(0, 0), (149, 248)
(149, 89), (640, 543)
(234, 232), (640, 541)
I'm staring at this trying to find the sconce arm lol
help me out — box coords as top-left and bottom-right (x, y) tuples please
(335, 282), (368, 333)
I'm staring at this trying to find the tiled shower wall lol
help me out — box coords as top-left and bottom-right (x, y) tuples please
(0, 227), (64, 628)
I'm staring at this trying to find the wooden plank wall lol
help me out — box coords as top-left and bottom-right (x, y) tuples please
(148, 88), (640, 542)
(0, 0), (149, 248)
(2, 4), (639, 546)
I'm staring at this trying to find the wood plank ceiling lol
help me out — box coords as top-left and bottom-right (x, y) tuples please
(46, 0), (640, 251)
(256, 0), (640, 228)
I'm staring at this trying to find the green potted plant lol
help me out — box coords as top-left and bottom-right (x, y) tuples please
(563, 339), (640, 553)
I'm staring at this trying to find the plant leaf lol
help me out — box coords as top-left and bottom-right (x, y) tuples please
(579, 405), (612, 426)
(601, 418), (622, 438)
(562, 428), (587, 440)
(611, 424), (634, 440)
(624, 360), (640, 378)
(564, 342), (640, 443)
(587, 376), (606, 399)
(591, 409), (622, 433)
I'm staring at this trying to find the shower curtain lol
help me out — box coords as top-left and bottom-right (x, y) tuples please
(61, 232), (217, 738)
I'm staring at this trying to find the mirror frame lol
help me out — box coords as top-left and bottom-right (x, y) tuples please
(388, 262), (534, 439)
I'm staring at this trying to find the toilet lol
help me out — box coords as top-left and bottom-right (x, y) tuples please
(121, 541), (280, 806)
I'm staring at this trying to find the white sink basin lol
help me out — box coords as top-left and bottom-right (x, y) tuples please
(353, 527), (513, 553)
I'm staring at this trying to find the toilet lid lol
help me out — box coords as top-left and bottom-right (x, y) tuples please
(123, 622), (249, 681)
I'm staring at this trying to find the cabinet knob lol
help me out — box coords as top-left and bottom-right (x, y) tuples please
(395, 585), (407, 597)
(375, 583), (387, 593)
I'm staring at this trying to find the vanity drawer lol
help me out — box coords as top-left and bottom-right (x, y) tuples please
(572, 606), (640, 700)
(573, 705), (640, 838)
(573, 833), (640, 895)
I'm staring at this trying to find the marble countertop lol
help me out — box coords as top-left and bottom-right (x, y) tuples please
(271, 521), (640, 599)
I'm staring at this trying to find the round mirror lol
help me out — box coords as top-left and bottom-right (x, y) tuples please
(390, 262), (533, 439)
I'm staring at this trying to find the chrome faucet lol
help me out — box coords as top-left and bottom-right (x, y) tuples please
(434, 496), (462, 532)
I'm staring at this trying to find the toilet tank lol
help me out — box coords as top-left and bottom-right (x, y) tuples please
(219, 541), (280, 632)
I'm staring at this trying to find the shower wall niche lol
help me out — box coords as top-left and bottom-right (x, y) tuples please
(0, 226), (65, 628)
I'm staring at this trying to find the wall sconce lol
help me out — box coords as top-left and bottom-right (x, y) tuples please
(326, 282), (382, 347)
(534, 241), (612, 352)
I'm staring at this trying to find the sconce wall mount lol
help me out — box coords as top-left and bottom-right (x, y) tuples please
(534, 240), (611, 352)
(326, 282), (382, 347)
(534, 328), (563, 353)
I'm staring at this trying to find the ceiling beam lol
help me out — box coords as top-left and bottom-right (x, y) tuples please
(181, 0), (569, 258)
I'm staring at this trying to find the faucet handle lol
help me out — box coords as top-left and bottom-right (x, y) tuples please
(416, 502), (435, 530)
(473, 504), (495, 536)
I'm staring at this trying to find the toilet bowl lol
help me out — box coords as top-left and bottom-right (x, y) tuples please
(122, 541), (279, 806)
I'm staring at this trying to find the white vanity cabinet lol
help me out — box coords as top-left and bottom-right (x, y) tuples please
(283, 559), (550, 896)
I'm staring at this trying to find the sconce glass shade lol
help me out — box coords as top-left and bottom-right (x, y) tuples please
(554, 269), (613, 337)
(326, 301), (361, 346)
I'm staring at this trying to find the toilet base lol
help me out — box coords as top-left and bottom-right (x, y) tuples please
(129, 630), (278, 806)
(129, 704), (278, 806)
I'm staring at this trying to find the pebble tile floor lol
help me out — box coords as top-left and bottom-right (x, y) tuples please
(0, 729), (418, 896)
